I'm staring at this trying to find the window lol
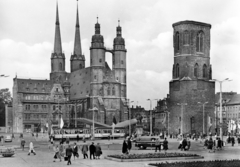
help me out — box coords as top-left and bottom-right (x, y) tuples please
(194, 63), (199, 77)
(56, 88), (58, 92)
(94, 75), (97, 80)
(107, 87), (111, 95)
(121, 60), (124, 65)
(183, 31), (189, 45)
(203, 64), (207, 78)
(112, 87), (115, 96)
(175, 32), (180, 51)
(196, 31), (204, 52)
(176, 64), (180, 78)
(79, 64), (82, 69)
(59, 62), (62, 70)
(59, 106), (62, 110)
(34, 88), (37, 92)
(53, 105), (56, 110)
(99, 59), (102, 63)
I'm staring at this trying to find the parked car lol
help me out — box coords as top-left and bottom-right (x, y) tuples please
(135, 136), (163, 149)
(4, 135), (12, 142)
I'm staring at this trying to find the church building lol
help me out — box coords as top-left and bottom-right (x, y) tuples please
(12, 2), (128, 133)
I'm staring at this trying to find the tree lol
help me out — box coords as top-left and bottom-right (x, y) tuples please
(0, 88), (12, 126)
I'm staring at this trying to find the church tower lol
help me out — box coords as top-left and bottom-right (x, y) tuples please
(90, 18), (105, 96)
(169, 21), (215, 136)
(50, 2), (67, 83)
(113, 21), (127, 99)
(70, 2), (85, 72)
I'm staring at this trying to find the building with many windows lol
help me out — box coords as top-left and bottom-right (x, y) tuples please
(12, 3), (128, 133)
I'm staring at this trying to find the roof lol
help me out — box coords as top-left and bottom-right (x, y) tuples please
(228, 94), (240, 105)
(16, 78), (53, 94)
(114, 119), (137, 128)
(215, 92), (237, 104)
(172, 20), (211, 28)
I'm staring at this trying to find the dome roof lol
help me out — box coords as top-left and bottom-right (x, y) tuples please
(114, 37), (125, 45)
(92, 34), (104, 43)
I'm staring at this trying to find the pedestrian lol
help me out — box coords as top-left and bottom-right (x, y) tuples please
(231, 136), (235, 146)
(95, 143), (102, 159)
(66, 144), (73, 165)
(122, 139), (128, 154)
(73, 142), (79, 160)
(21, 138), (26, 151)
(187, 138), (191, 150)
(82, 135), (86, 143)
(182, 138), (187, 151)
(178, 138), (182, 150)
(81, 143), (88, 159)
(12, 133), (15, 139)
(127, 137), (132, 153)
(66, 137), (70, 144)
(28, 141), (36, 155)
(163, 138), (168, 153)
(53, 145), (61, 162)
(76, 134), (79, 142)
(155, 138), (161, 152)
(217, 137), (222, 150)
(59, 142), (64, 159)
(208, 137), (214, 153)
(89, 142), (96, 160)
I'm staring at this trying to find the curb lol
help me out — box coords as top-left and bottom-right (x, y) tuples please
(105, 155), (204, 162)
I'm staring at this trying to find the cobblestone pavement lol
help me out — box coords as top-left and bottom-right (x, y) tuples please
(1, 135), (240, 167)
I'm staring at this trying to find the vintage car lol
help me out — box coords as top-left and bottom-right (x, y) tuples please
(4, 135), (12, 142)
(0, 146), (15, 157)
(135, 136), (163, 149)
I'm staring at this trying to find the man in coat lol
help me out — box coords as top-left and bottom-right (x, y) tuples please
(89, 142), (96, 160)
(122, 139), (128, 154)
(73, 142), (78, 160)
(66, 144), (73, 165)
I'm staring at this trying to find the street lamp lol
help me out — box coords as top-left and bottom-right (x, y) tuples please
(212, 78), (232, 140)
(177, 103), (187, 135)
(198, 102), (208, 135)
(147, 99), (153, 135)
(128, 100), (134, 136)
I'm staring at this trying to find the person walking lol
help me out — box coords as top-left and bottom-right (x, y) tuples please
(122, 139), (128, 154)
(53, 145), (61, 162)
(208, 137), (214, 153)
(66, 144), (73, 165)
(76, 134), (79, 142)
(59, 142), (64, 160)
(187, 138), (191, 151)
(155, 138), (161, 152)
(231, 136), (235, 147)
(182, 138), (187, 151)
(127, 137), (132, 153)
(89, 142), (96, 160)
(21, 138), (26, 151)
(95, 143), (102, 159)
(81, 143), (88, 159)
(162, 138), (168, 153)
(73, 142), (79, 160)
(28, 141), (36, 155)
(66, 137), (70, 144)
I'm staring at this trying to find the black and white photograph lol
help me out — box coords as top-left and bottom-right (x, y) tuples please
(0, 0), (240, 166)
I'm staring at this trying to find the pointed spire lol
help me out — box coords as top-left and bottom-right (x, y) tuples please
(73, 0), (82, 56)
(117, 19), (122, 37)
(95, 16), (100, 35)
(53, 1), (62, 54)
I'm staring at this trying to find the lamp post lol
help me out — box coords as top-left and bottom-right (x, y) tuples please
(212, 78), (232, 140)
(198, 102), (208, 135)
(177, 103), (187, 135)
(128, 100), (134, 136)
(147, 99), (153, 135)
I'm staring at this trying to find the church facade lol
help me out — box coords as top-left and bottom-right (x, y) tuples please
(168, 21), (216, 136)
(12, 3), (128, 133)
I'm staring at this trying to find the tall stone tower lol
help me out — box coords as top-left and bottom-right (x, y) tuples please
(113, 21), (127, 99)
(169, 21), (215, 136)
(50, 3), (67, 83)
(70, 4), (85, 72)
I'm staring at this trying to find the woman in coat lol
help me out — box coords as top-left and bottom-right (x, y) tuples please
(122, 139), (128, 154)
(95, 143), (102, 159)
(208, 137), (214, 153)
(73, 142), (79, 160)
(162, 138), (168, 153)
(81, 143), (88, 159)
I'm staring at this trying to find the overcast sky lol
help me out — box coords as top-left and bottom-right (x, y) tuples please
(0, 0), (240, 109)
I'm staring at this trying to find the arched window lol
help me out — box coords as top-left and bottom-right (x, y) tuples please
(107, 87), (111, 95)
(194, 63), (199, 77)
(59, 62), (62, 70)
(112, 87), (115, 96)
(196, 31), (204, 52)
(79, 64), (82, 69)
(183, 31), (189, 45)
(175, 32), (180, 51)
(176, 64), (180, 78)
(203, 64), (207, 78)
(172, 65), (175, 78)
